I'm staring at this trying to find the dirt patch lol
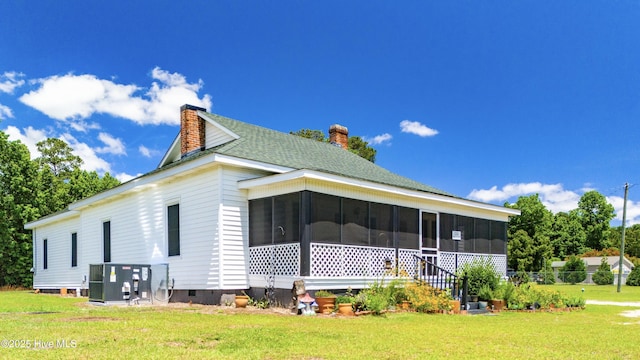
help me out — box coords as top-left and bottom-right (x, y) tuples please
(64, 316), (119, 322)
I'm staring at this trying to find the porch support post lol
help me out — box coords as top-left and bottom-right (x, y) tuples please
(300, 191), (311, 276)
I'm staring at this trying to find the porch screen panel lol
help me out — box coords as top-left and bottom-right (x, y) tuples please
(475, 218), (491, 253)
(310, 193), (340, 243)
(397, 206), (419, 249)
(439, 213), (455, 251)
(370, 202), (393, 248)
(342, 198), (369, 246)
(274, 193), (300, 243)
(457, 216), (475, 253)
(422, 212), (437, 249)
(491, 221), (507, 254)
(249, 198), (272, 246)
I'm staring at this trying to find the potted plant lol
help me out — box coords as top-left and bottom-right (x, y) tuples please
(314, 290), (336, 314)
(490, 283), (505, 311)
(477, 284), (492, 310)
(336, 295), (354, 315)
(235, 292), (250, 308)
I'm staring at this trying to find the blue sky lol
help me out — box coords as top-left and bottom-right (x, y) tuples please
(1, 1), (639, 225)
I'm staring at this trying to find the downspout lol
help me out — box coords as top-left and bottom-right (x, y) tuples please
(31, 229), (36, 283)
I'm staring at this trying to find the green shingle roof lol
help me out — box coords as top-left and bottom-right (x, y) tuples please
(199, 112), (454, 197)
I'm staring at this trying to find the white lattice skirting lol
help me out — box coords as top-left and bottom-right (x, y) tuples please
(249, 243), (300, 276)
(439, 252), (507, 276)
(310, 243), (420, 278)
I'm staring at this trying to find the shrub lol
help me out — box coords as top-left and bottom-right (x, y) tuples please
(592, 257), (614, 285)
(404, 281), (451, 313)
(559, 256), (587, 284)
(456, 257), (501, 295)
(626, 266), (640, 286)
(537, 260), (556, 285)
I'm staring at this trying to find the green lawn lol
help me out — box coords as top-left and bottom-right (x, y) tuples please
(0, 287), (638, 359)
(545, 283), (640, 302)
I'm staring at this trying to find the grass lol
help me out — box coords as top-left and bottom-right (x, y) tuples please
(0, 286), (638, 359)
(545, 283), (640, 302)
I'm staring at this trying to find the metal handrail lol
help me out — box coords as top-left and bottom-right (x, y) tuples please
(412, 254), (467, 311)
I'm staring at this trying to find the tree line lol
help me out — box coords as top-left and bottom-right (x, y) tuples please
(0, 132), (119, 287)
(506, 191), (639, 272)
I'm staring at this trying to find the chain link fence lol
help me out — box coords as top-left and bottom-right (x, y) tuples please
(508, 271), (630, 285)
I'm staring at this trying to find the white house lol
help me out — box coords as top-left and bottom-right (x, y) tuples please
(552, 256), (635, 284)
(25, 105), (519, 304)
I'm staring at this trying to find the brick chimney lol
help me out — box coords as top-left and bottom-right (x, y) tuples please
(329, 124), (348, 149)
(180, 104), (207, 157)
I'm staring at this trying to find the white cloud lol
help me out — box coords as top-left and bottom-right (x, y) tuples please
(400, 120), (439, 137)
(114, 172), (141, 183)
(59, 133), (111, 174)
(69, 120), (101, 133)
(138, 144), (161, 158)
(139, 145), (152, 157)
(19, 67), (212, 126)
(96, 132), (126, 155)
(4, 125), (49, 159)
(0, 104), (13, 119)
(0, 71), (25, 94)
(364, 133), (393, 146)
(468, 182), (581, 213)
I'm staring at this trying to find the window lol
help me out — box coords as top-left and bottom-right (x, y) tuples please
(168, 204), (180, 256)
(71, 233), (77, 267)
(103, 221), (111, 263)
(43, 239), (48, 270)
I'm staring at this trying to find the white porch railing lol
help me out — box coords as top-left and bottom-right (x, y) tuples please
(248, 243), (421, 279)
(439, 251), (507, 276)
(249, 243), (300, 276)
(310, 243), (420, 278)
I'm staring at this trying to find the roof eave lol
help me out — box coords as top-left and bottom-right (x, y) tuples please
(238, 169), (521, 217)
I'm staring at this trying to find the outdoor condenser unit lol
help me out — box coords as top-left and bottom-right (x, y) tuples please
(89, 264), (152, 304)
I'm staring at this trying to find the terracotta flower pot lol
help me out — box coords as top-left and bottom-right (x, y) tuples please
(315, 297), (336, 313)
(490, 299), (504, 311)
(235, 295), (249, 308)
(338, 303), (354, 315)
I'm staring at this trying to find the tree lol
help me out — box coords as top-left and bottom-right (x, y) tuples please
(576, 191), (615, 250)
(558, 255), (587, 284)
(0, 132), (41, 287)
(550, 211), (587, 258)
(626, 265), (640, 286)
(36, 138), (83, 178)
(291, 128), (377, 162)
(592, 257), (614, 285)
(608, 224), (640, 259)
(0, 130), (121, 287)
(505, 194), (553, 271)
(347, 136), (376, 162)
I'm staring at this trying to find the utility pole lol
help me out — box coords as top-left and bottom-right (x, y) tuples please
(617, 183), (629, 293)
